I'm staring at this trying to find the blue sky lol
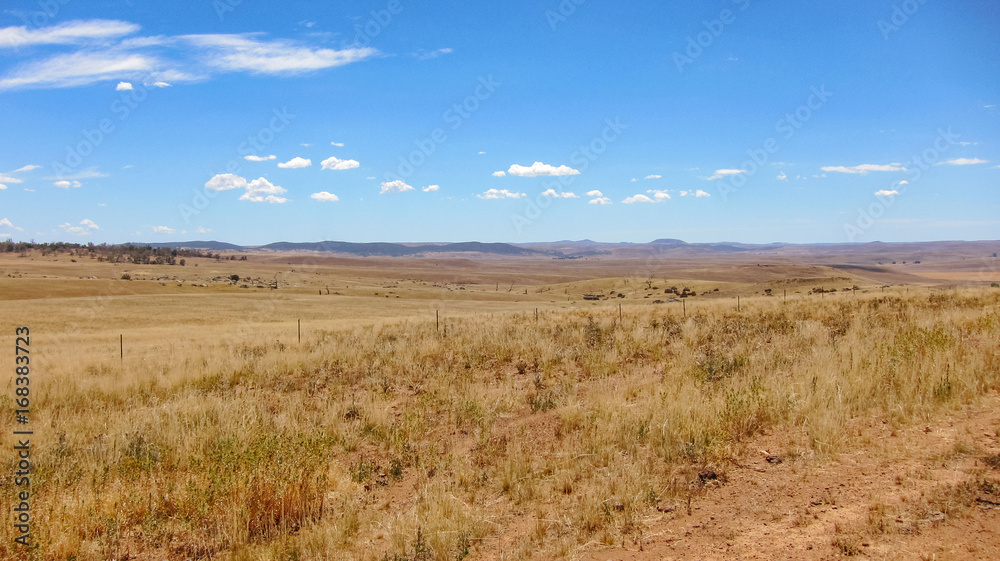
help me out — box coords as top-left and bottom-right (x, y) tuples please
(0, 0), (997, 245)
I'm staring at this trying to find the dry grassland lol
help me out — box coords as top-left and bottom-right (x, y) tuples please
(0, 251), (998, 560)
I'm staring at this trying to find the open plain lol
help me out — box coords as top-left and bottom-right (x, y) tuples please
(1, 241), (999, 560)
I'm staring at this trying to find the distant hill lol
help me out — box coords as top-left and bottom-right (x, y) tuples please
(259, 240), (544, 257)
(134, 240), (245, 251)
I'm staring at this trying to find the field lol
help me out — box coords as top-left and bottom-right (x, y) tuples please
(1, 246), (1000, 560)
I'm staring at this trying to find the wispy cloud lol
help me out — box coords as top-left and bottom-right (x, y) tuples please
(875, 190), (899, 197)
(53, 180), (82, 188)
(589, 197), (612, 205)
(12, 164), (41, 173)
(935, 158), (989, 166)
(197, 226), (212, 233)
(477, 189), (525, 200)
(181, 34), (378, 75)
(380, 180), (414, 194)
(152, 225), (175, 234)
(330, 141), (345, 147)
(0, 51), (160, 90)
(422, 185), (440, 192)
(821, 163), (906, 174)
(0, 19), (140, 48)
(243, 154), (276, 161)
(277, 156), (311, 169)
(0, 218), (24, 231)
(705, 169), (746, 180)
(414, 47), (453, 60)
(0, 23), (380, 90)
(310, 191), (340, 202)
(644, 174), (662, 180)
(776, 171), (787, 181)
(321, 156), (360, 170)
(0, 173), (23, 184)
(507, 161), (580, 177)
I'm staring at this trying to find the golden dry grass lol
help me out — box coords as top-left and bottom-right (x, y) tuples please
(1, 252), (998, 560)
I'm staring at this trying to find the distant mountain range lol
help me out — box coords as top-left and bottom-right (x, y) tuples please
(134, 239), (1000, 261)
(139, 240), (544, 257)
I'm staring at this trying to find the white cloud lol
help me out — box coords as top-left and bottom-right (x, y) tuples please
(958, 142), (979, 146)
(821, 163), (906, 174)
(622, 194), (655, 204)
(477, 189), (525, 200)
(152, 225), (175, 234)
(115, 81), (133, 91)
(586, 190), (604, 197)
(278, 156), (312, 169)
(46, 168), (107, 180)
(59, 218), (99, 236)
(507, 161), (580, 177)
(205, 173), (247, 191)
(898, 180), (910, 185)
(645, 174), (662, 180)
(197, 226), (212, 233)
(53, 180), (82, 188)
(151, 81), (171, 87)
(12, 165), (41, 172)
(181, 34), (378, 74)
(589, 197), (612, 205)
(875, 190), (899, 197)
(630, 178), (637, 182)
(243, 154), (276, 161)
(422, 185), (440, 192)
(0, 184), (7, 190)
(310, 191), (340, 202)
(415, 47), (454, 60)
(935, 158), (989, 166)
(0, 51), (160, 90)
(492, 171), (506, 177)
(478, 151), (486, 155)
(706, 169), (746, 180)
(0, 19), (140, 48)
(541, 189), (578, 199)
(380, 180), (414, 194)
(0, 218), (23, 231)
(330, 141), (345, 147)
(647, 189), (671, 201)
(776, 171), (787, 181)
(321, 156), (360, 170)
(240, 177), (288, 203)
(0, 173), (23, 184)
(366, 176), (376, 180)
(680, 190), (711, 198)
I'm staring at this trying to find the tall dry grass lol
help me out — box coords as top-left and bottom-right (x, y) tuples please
(1, 289), (998, 559)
